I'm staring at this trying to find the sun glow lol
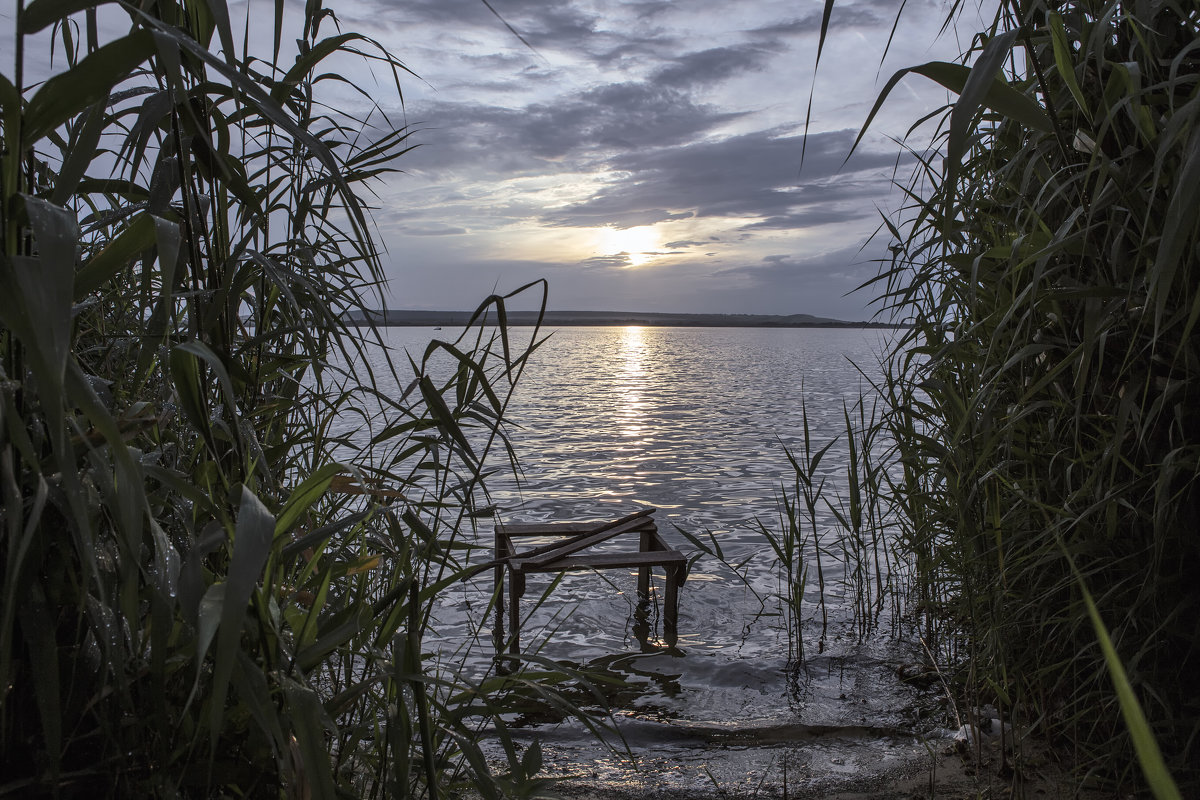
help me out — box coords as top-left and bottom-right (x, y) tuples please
(596, 225), (661, 266)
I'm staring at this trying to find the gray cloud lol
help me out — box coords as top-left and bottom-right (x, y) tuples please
(401, 224), (470, 236)
(332, 0), (955, 318)
(713, 242), (889, 287)
(579, 253), (632, 269)
(349, 0), (625, 64)
(540, 128), (904, 230)
(651, 44), (777, 89)
(402, 81), (745, 175)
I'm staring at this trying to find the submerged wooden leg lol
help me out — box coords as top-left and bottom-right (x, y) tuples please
(493, 563), (506, 655)
(638, 526), (653, 599)
(508, 569), (525, 656)
(632, 600), (653, 652)
(664, 566), (679, 646)
(493, 529), (509, 655)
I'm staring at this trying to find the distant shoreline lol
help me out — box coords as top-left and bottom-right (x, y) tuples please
(345, 309), (904, 329)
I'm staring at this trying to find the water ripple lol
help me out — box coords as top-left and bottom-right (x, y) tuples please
(356, 326), (935, 774)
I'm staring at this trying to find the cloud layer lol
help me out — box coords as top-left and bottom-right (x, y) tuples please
(335, 0), (953, 319)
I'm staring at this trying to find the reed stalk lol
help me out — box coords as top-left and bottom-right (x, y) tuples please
(796, 0), (1200, 792)
(0, 3), (574, 796)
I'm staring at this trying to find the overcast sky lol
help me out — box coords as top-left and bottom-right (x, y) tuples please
(9, 0), (982, 320)
(329, 0), (982, 320)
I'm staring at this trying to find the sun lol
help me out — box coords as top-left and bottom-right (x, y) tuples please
(596, 225), (661, 266)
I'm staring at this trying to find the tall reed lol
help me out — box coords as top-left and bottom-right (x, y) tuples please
(802, 0), (1199, 792)
(761, 388), (902, 667)
(0, 2), (565, 796)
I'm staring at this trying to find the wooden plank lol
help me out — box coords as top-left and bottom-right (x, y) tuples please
(500, 507), (655, 538)
(499, 522), (599, 536)
(467, 509), (657, 581)
(512, 549), (686, 573)
(519, 516), (657, 568)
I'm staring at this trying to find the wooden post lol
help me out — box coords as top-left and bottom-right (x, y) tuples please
(508, 569), (524, 655)
(637, 524), (653, 599)
(493, 526), (508, 654)
(664, 563), (683, 646)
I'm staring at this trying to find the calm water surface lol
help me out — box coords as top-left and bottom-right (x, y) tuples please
(361, 325), (942, 793)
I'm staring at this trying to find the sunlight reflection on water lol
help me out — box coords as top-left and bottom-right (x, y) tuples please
(371, 325), (906, 643)
(349, 325), (942, 785)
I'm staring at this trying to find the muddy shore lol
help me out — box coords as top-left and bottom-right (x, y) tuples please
(533, 731), (1105, 799)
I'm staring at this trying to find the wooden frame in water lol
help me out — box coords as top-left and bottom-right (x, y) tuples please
(492, 508), (688, 654)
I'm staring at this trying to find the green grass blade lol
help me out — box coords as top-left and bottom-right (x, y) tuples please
(23, 30), (155, 142)
(274, 463), (345, 540)
(20, 0), (111, 34)
(209, 488), (274, 748)
(1076, 576), (1183, 800)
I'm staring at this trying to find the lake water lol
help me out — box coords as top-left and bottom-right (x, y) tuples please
(358, 325), (946, 795)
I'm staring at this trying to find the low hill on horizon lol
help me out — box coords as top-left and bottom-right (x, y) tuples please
(346, 309), (899, 328)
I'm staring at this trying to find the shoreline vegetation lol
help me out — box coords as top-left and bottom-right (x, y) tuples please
(1, 2), (572, 797)
(805, 0), (1198, 796)
(346, 309), (905, 329)
(2, 0), (1197, 797)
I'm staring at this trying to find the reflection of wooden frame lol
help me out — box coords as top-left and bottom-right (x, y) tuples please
(492, 508), (688, 655)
